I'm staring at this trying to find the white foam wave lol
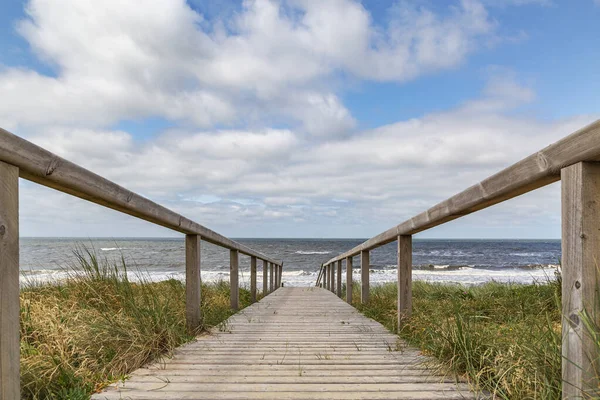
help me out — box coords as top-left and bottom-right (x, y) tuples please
(295, 251), (331, 255)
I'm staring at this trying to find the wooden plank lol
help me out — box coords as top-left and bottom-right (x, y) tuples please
(230, 250), (239, 310)
(397, 235), (412, 329)
(331, 262), (336, 293)
(336, 260), (342, 297)
(0, 128), (282, 265)
(250, 257), (257, 302)
(269, 263), (274, 293)
(262, 260), (268, 295)
(322, 120), (600, 265)
(0, 161), (19, 400)
(361, 250), (369, 303)
(279, 265), (283, 287)
(561, 162), (600, 398)
(328, 264), (333, 292)
(93, 287), (475, 400)
(185, 234), (202, 333)
(346, 257), (353, 304)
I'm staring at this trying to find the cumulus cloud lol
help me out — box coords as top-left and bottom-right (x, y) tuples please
(1, 0), (498, 137)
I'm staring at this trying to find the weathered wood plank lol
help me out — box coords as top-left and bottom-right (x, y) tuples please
(346, 257), (353, 304)
(250, 256), (257, 302)
(561, 162), (600, 398)
(0, 128), (281, 265)
(185, 234), (202, 333)
(323, 120), (600, 265)
(269, 263), (274, 293)
(230, 250), (239, 310)
(0, 161), (19, 400)
(398, 235), (412, 329)
(93, 287), (476, 400)
(262, 260), (268, 295)
(336, 260), (342, 297)
(331, 262), (336, 293)
(361, 250), (370, 303)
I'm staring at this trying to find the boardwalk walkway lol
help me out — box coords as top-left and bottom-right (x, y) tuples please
(93, 287), (477, 399)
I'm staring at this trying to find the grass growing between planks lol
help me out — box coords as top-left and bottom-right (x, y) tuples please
(20, 247), (258, 400)
(349, 278), (562, 399)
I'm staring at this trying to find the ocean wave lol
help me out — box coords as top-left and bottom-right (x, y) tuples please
(294, 251), (331, 255)
(100, 247), (122, 251)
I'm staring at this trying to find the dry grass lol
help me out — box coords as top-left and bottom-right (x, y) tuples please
(20, 247), (257, 399)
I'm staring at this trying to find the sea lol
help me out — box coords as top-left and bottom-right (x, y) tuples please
(19, 238), (561, 287)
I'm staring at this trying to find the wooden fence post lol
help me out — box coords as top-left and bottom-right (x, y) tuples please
(561, 162), (600, 398)
(230, 250), (239, 310)
(329, 264), (333, 292)
(185, 234), (202, 334)
(263, 260), (268, 295)
(279, 264), (283, 287)
(324, 264), (328, 289)
(250, 256), (257, 302)
(269, 263), (274, 292)
(0, 161), (19, 400)
(336, 260), (342, 297)
(397, 235), (412, 330)
(361, 250), (370, 303)
(346, 256), (353, 304)
(331, 262), (336, 293)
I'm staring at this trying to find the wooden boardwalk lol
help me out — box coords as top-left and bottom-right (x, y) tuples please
(93, 287), (477, 399)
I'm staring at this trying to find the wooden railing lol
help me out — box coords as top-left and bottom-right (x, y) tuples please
(316, 119), (600, 399)
(0, 127), (284, 399)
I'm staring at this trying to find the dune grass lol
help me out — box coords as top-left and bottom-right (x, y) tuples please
(349, 277), (562, 399)
(20, 247), (257, 400)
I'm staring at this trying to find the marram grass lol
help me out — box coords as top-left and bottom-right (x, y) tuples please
(349, 278), (562, 400)
(20, 247), (256, 400)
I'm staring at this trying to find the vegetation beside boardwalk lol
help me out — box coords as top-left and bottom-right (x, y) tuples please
(350, 277), (562, 399)
(20, 248), (256, 400)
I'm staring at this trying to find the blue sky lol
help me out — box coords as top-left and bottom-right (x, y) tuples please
(0, 0), (598, 238)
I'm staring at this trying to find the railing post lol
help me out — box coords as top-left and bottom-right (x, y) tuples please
(269, 262), (274, 292)
(185, 234), (202, 334)
(397, 235), (412, 330)
(279, 264), (283, 287)
(561, 162), (600, 398)
(262, 260), (268, 295)
(346, 256), (353, 304)
(328, 264), (333, 292)
(250, 256), (257, 302)
(0, 161), (19, 400)
(230, 249), (239, 310)
(331, 262), (336, 293)
(361, 250), (370, 303)
(336, 260), (342, 297)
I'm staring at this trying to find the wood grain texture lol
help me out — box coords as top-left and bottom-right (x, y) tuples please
(250, 257), (257, 302)
(230, 250), (239, 310)
(0, 128), (281, 265)
(0, 161), (19, 400)
(397, 235), (412, 329)
(346, 257), (353, 304)
(269, 263), (274, 293)
(322, 120), (600, 266)
(361, 251), (370, 304)
(262, 260), (268, 295)
(279, 265), (283, 288)
(331, 262), (336, 294)
(561, 162), (600, 399)
(92, 287), (477, 400)
(336, 261), (342, 298)
(185, 235), (202, 334)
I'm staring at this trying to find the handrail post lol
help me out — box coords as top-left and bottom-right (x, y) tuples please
(269, 263), (274, 292)
(397, 235), (412, 330)
(279, 264), (283, 287)
(230, 250), (239, 310)
(0, 161), (19, 400)
(331, 262), (336, 293)
(185, 234), (202, 334)
(336, 260), (342, 297)
(328, 264), (333, 292)
(346, 257), (353, 303)
(561, 162), (600, 398)
(262, 260), (268, 295)
(250, 256), (257, 302)
(361, 250), (370, 303)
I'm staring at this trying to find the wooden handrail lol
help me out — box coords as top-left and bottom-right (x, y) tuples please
(322, 119), (600, 265)
(0, 127), (282, 265)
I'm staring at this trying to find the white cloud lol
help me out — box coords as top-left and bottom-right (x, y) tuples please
(1, 0), (498, 137)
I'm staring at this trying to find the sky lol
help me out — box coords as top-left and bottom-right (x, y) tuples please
(0, 0), (598, 239)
